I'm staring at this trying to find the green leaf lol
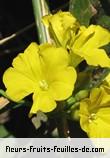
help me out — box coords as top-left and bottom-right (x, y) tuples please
(69, 0), (93, 26)
(90, 0), (100, 7)
(0, 125), (10, 137)
(0, 89), (8, 98)
(97, 15), (110, 29)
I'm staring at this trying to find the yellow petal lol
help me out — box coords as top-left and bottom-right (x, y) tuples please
(43, 11), (79, 47)
(81, 48), (110, 67)
(3, 68), (36, 101)
(12, 42), (44, 81)
(90, 88), (103, 109)
(49, 67), (77, 100)
(82, 25), (110, 50)
(73, 25), (95, 49)
(90, 88), (101, 102)
(88, 121), (110, 138)
(73, 25), (110, 50)
(98, 107), (110, 124)
(98, 88), (110, 106)
(80, 87), (110, 138)
(71, 25), (110, 67)
(89, 106), (110, 137)
(39, 44), (70, 70)
(30, 91), (56, 114)
(105, 73), (110, 86)
(42, 14), (52, 26)
(80, 102), (110, 138)
(80, 99), (90, 133)
(90, 86), (110, 108)
(69, 52), (83, 67)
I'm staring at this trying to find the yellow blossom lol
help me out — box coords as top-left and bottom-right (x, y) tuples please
(70, 25), (110, 67)
(43, 11), (79, 48)
(43, 11), (110, 68)
(105, 73), (110, 86)
(80, 87), (110, 138)
(3, 42), (77, 114)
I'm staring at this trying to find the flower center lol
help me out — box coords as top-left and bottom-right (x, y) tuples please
(88, 113), (96, 123)
(39, 80), (49, 90)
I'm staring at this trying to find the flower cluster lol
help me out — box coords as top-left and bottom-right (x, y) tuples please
(3, 11), (110, 137)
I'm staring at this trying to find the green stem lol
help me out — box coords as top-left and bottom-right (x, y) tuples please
(32, 0), (51, 43)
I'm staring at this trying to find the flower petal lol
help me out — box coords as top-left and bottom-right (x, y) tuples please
(71, 25), (110, 67)
(39, 44), (71, 70)
(3, 68), (36, 101)
(30, 91), (57, 114)
(12, 42), (44, 81)
(105, 74), (110, 86)
(69, 52), (83, 67)
(49, 67), (77, 100)
(81, 48), (110, 67)
(88, 115), (110, 138)
(43, 11), (79, 47)
(82, 25), (110, 50)
(80, 102), (110, 137)
(98, 108), (110, 124)
(80, 87), (110, 138)
(80, 99), (90, 132)
(88, 121), (110, 138)
(73, 25), (110, 50)
(89, 88), (103, 109)
(73, 25), (95, 49)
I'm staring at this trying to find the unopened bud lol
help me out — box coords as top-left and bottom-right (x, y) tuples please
(75, 90), (89, 101)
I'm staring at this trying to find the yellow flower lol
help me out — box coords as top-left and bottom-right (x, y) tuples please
(80, 87), (110, 137)
(43, 11), (79, 48)
(3, 42), (77, 114)
(70, 25), (110, 67)
(105, 73), (110, 86)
